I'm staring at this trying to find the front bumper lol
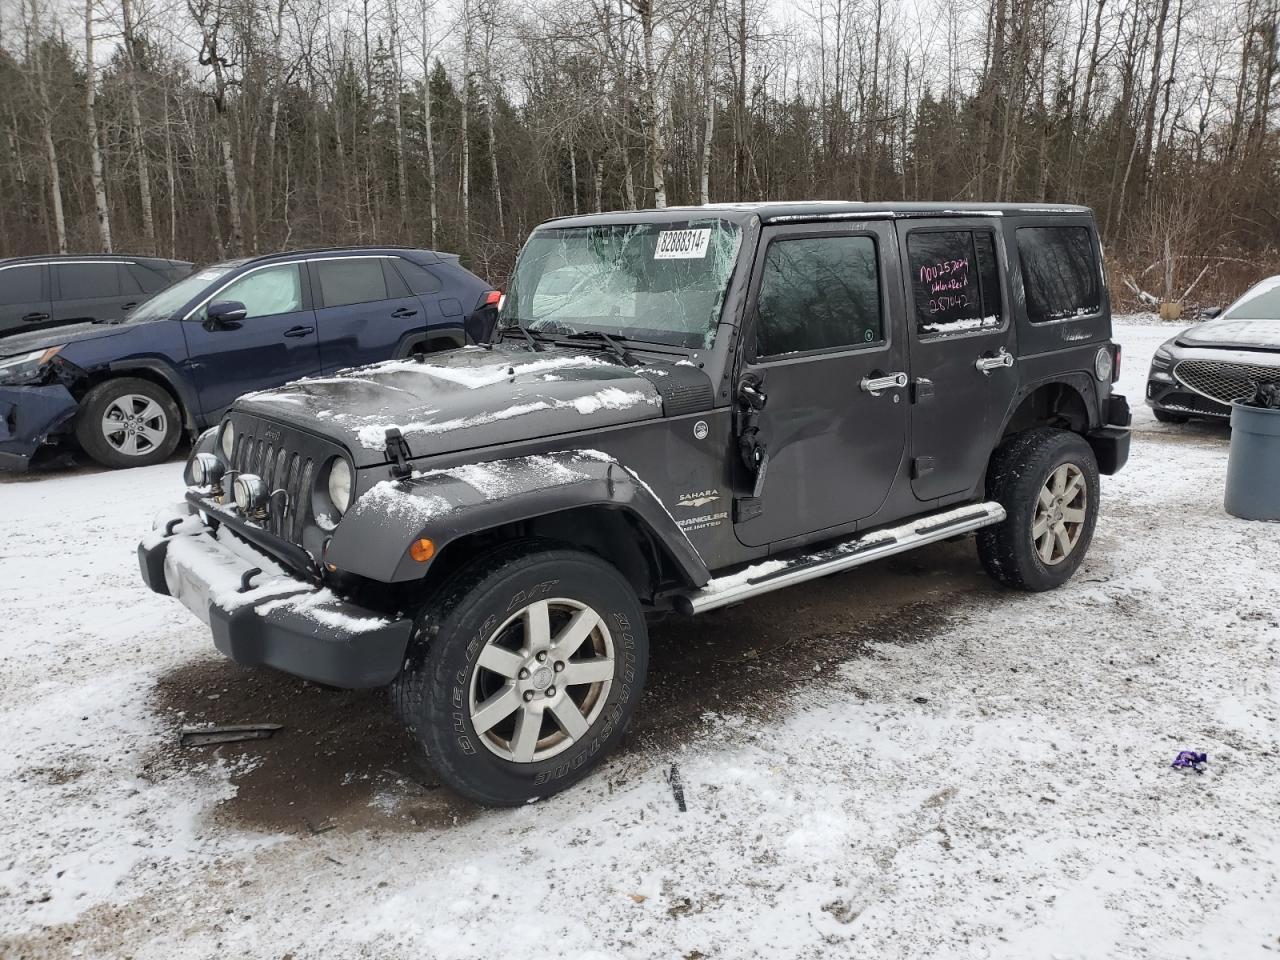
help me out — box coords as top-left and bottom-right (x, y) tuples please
(138, 504), (413, 688)
(0, 384), (79, 471)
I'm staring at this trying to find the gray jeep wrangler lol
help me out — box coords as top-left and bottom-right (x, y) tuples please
(139, 202), (1131, 805)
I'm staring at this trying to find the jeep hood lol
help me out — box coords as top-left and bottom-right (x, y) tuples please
(1177, 318), (1280, 351)
(234, 345), (673, 465)
(0, 321), (133, 357)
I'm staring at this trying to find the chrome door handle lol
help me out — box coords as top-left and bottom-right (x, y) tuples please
(860, 372), (908, 396)
(975, 349), (1015, 373)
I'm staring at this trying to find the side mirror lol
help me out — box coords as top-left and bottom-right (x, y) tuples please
(1201, 306), (1223, 320)
(205, 300), (247, 329)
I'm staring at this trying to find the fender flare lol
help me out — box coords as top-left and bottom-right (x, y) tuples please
(105, 357), (204, 432)
(392, 328), (465, 359)
(324, 450), (711, 588)
(995, 371), (1101, 437)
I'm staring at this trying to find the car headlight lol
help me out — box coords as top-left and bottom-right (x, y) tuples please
(1094, 346), (1114, 382)
(219, 422), (235, 459)
(189, 452), (225, 486)
(0, 346), (62, 385)
(1151, 347), (1173, 368)
(233, 473), (267, 512)
(327, 459), (353, 515)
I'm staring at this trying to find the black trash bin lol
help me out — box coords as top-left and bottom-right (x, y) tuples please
(1225, 401), (1280, 521)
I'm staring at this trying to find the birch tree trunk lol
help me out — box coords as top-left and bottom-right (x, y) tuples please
(636, 0), (666, 207)
(419, 2), (440, 247)
(120, 0), (155, 253)
(389, 0), (409, 231)
(85, 0), (113, 252)
(28, 0), (67, 253)
(698, 0), (714, 205)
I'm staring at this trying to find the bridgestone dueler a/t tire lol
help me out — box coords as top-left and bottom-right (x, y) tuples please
(977, 428), (1100, 592)
(392, 542), (649, 806)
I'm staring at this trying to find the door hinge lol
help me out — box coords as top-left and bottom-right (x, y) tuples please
(912, 456), (936, 479)
(912, 378), (935, 404)
(385, 427), (413, 479)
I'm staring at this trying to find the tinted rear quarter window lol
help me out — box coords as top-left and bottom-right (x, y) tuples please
(392, 258), (444, 295)
(906, 230), (1002, 335)
(127, 262), (173, 294)
(1017, 226), (1101, 323)
(55, 262), (122, 300)
(315, 259), (389, 307)
(0, 265), (43, 304)
(755, 235), (882, 357)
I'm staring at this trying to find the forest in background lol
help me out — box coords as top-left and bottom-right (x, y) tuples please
(0, 0), (1277, 306)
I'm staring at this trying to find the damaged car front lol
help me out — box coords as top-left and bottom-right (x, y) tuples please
(138, 213), (749, 700)
(0, 339), (82, 471)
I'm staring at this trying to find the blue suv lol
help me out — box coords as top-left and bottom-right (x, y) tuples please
(0, 247), (496, 470)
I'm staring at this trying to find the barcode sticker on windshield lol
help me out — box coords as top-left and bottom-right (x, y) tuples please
(654, 229), (712, 260)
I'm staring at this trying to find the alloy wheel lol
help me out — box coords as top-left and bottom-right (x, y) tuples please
(1032, 463), (1087, 565)
(101, 394), (169, 458)
(468, 598), (615, 763)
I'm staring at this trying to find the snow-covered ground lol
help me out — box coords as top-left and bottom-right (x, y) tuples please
(2, 317), (1277, 959)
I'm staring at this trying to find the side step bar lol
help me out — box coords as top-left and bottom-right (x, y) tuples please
(675, 502), (1006, 615)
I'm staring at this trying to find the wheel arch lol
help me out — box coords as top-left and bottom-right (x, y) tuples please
(96, 359), (200, 433)
(998, 377), (1096, 439)
(393, 329), (465, 358)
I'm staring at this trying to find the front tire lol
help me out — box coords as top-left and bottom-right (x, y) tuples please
(75, 378), (182, 469)
(977, 428), (1100, 591)
(393, 543), (649, 806)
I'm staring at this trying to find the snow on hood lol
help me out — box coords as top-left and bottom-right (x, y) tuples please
(1178, 317), (1280, 350)
(234, 345), (666, 462)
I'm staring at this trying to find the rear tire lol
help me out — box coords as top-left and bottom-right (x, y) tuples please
(1153, 408), (1190, 424)
(75, 378), (182, 469)
(977, 428), (1100, 591)
(393, 542), (649, 806)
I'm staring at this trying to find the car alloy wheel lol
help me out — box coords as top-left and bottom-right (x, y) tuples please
(467, 597), (616, 763)
(101, 393), (169, 458)
(1032, 463), (1087, 565)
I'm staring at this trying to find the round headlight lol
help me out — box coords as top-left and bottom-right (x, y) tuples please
(190, 452), (224, 486)
(328, 459), (353, 515)
(1094, 346), (1114, 382)
(220, 422), (235, 459)
(233, 473), (267, 513)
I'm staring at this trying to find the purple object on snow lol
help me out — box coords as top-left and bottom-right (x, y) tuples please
(1171, 750), (1208, 773)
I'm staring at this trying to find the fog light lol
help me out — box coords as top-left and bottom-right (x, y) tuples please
(190, 452), (224, 486)
(409, 538), (435, 562)
(233, 473), (267, 513)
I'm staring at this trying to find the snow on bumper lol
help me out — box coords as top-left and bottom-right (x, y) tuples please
(138, 505), (413, 688)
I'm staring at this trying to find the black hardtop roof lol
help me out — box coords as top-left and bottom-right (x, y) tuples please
(539, 201), (1093, 230)
(0, 253), (192, 266)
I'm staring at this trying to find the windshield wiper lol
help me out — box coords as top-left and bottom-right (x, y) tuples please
(561, 330), (639, 366)
(497, 320), (549, 352)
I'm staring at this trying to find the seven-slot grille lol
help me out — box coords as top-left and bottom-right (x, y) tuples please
(228, 426), (316, 543)
(1174, 358), (1280, 406)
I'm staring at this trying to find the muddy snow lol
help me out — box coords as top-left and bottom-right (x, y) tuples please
(1, 318), (1277, 959)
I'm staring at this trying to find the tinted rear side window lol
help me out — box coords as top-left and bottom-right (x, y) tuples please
(0, 265), (43, 304)
(315, 259), (389, 307)
(55, 262), (121, 300)
(392, 259), (444, 295)
(127, 262), (173, 294)
(755, 235), (882, 357)
(907, 230), (1002, 335)
(1017, 226), (1101, 323)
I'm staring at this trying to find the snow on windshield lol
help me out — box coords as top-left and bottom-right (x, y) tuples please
(501, 219), (741, 349)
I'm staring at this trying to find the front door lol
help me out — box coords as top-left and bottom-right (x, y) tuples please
(900, 220), (1017, 502)
(181, 262), (322, 418)
(733, 221), (909, 548)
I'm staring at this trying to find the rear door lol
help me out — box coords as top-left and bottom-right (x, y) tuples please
(0, 263), (50, 337)
(50, 261), (138, 325)
(732, 221), (909, 548)
(181, 262), (322, 418)
(899, 219), (1016, 501)
(310, 256), (426, 372)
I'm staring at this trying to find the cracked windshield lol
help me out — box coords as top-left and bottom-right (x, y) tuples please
(500, 219), (742, 349)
